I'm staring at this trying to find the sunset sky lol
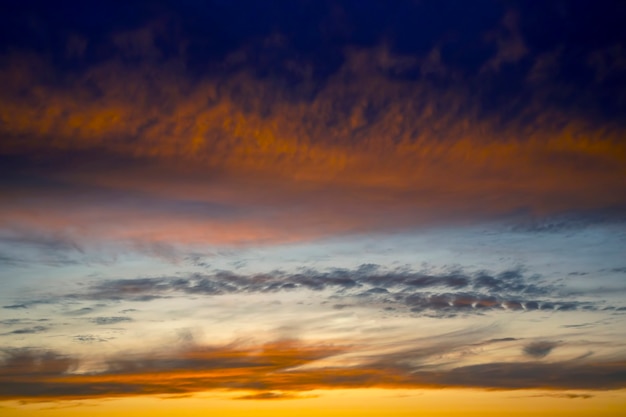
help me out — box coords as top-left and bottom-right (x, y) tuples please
(1, 1), (625, 415)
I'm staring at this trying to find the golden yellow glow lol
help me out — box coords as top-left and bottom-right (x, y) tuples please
(1, 389), (625, 417)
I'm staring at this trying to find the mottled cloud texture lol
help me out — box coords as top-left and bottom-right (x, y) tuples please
(1, 0), (625, 407)
(1, 1), (625, 250)
(61, 266), (596, 315)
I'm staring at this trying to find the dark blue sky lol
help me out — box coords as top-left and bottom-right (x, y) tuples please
(2, 0), (625, 124)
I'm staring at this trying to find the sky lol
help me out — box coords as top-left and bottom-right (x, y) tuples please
(0, 0), (625, 415)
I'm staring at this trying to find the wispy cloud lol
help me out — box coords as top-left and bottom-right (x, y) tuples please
(1, 326), (48, 336)
(2, 304), (28, 310)
(0, 338), (624, 402)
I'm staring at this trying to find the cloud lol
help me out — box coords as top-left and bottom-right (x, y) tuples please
(0, 339), (624, 402)
(482, 10), (528, 72)
(2, 304), (28, 310)
(0, 319), (48, 326)
(89, 317), (133, 326)
(235, 391), (306, 400)
(2, 326), (48, 336)
(1, 18), (625, 252)
(525, 393), (594, 400)
(2, 265), (594, 318)
(84, 266), (534, 299)
(0, 2), (624, 406)
(0, 230), (86, 267)
(428, 361), (626, 390)
(523, 341), (559, 358)
(73, 335), (110, 343)
(0, 265), (597, 351)
(66, 307), (94, 316)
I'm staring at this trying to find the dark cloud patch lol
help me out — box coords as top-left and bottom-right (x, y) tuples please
(2, 326), (48, 335)
(0, 319), (24, 326)
(0, 265), (602, 323)
(523, 341), (559, 359)
(561, 323), (594, 329)
(525, 392), (595, 400)
(508, 210), (626, 234)
(553, 393), (594, 400)
(0, 319), (50, 326)
(429, 361), (626, 390)
(0, 253), (25, 267)
(71, 277), (172, 302)
(358, 287), (389, 297)
(480, 337), (519, 345)
(2, 304), (28, 310)
(73, 335), (110, 343)
(39, 265), (601, 317)
(556, 303), (579, 312)
(511, 217), (591, 234)
(66, 307), (93, 316)
(2, 299), (56, 310)
(83, 266), (539, 299)
(90, 317), (132, 326)
(235, 391), (303, 400)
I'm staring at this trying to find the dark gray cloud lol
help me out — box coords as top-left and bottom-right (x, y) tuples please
(2, 304), (28, 309)
(485, 337), (519, 343)
(552, 393), (594, 399)
(2, 326), (48, 335)
(0, 265), (602, 331)
(89, 317), (133, 326)
(425, 361), (626, 390)
(0, 253), (25, 267)
(73, 335), (110, 343)
(0, 319), (49, 326)
(66, 307), (94, 316)
(11, 264), (597, 317)
(86, 266), (531, 298)
(0, 319), (24, 325)
(2, 299), (57, 310)
(523, 341), (559, 358)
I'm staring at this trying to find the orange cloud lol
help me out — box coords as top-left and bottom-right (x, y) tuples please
(1, 47), (625, 247)
(1, 339), (625, 402)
